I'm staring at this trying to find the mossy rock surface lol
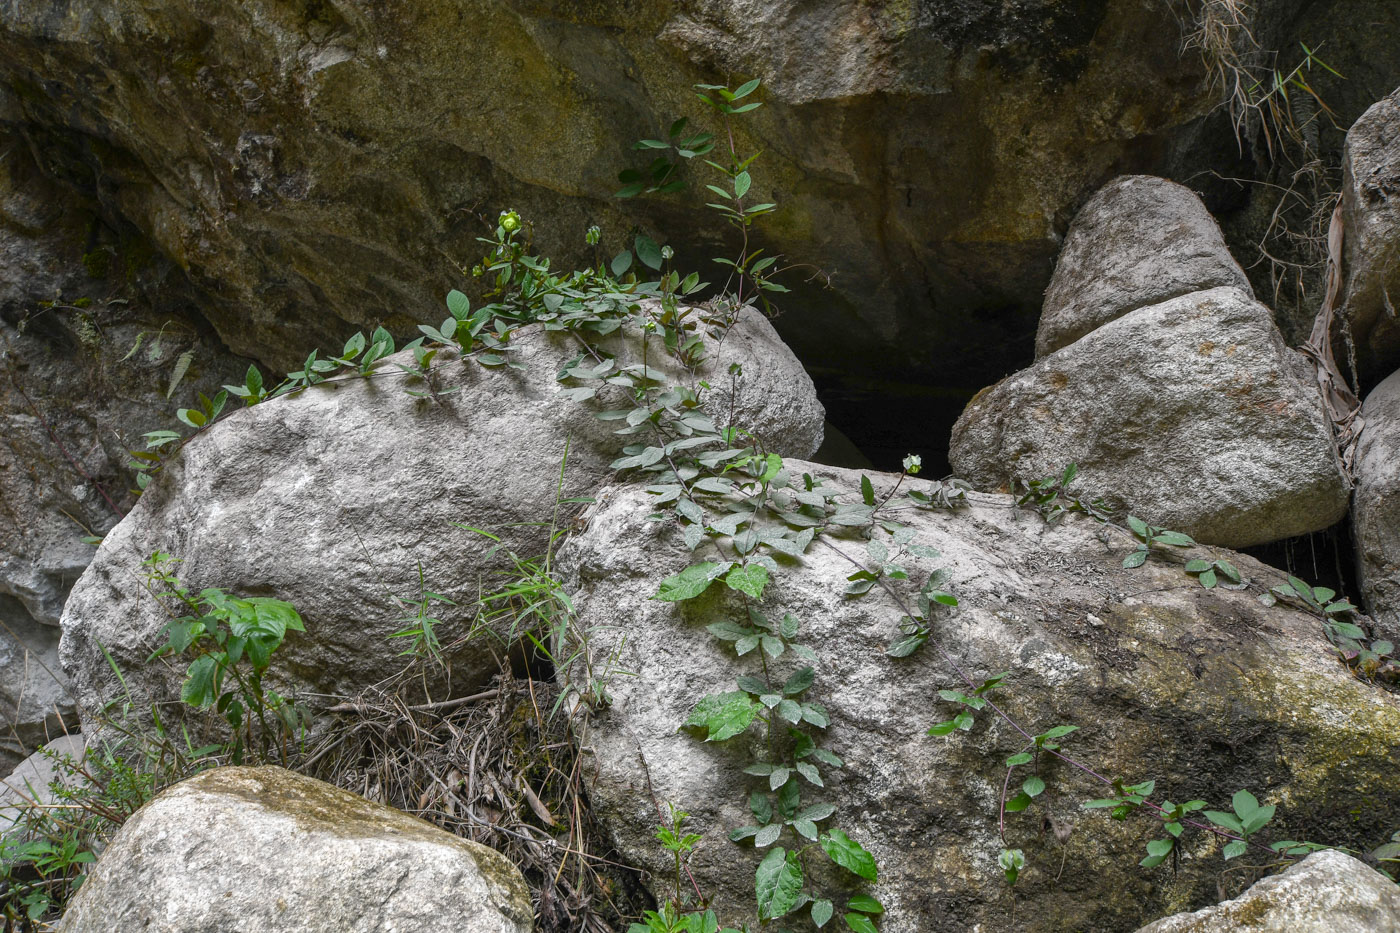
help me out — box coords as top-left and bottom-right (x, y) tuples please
(58, 765), (534, 933)
(558, 461), (1400, 931)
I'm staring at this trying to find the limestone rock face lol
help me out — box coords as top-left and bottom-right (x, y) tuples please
(0, 138), (245, 631)
(56, 766), (533, 933)
(556, 462), (1400, 932)
(1036, 176), (1252, 358)
(1353, 368), (1400, 639)
(0, 603), (74, 775)
(1342, 86), (1400, 381)
(1134, 850), (1400, 933)
(59, 311), (822, 737)
(0, 0), (1218, 391)
(951, 287), (1349, 548)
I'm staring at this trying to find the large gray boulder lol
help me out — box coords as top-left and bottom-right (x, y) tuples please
(951, 286), (1349, 548)
(1341, 85), (1400, 382)
(59, 310), (823, 738)
(1353, 367), (1400, 638)
(556, 462), (1400, 932)
(1036, 175), (1252, 358)
(57, 766), (533, 933)
(1135, 849), (1400, 932)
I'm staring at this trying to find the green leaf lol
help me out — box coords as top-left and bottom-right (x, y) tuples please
(734, 171), (752, 199)
(811, 900), (834, 927)
(726, 564), (769, 600)
(999, 847), (1025, 886)
(860, 474), (876, 506)
(1199, 568), (1217, 588)
(776, 699), (803, 724)
(611, 251), (633, 277)
(181, 655), (219, 708)
(1039, 725), (1078, 740)
(1223, 839), (1248, 860)
(1204, 811), (1244, 834)
(166, 349), (194, 399)
(820, 829), (878, 881)
(755, 847), (804, 920)
(1126, 515), (1149, 538)
(1185, 559), (1212, 573)
(887, 633), (926, 657)
(782, 667), (815, 696)
(1330, 621), (1366, 639)
(846, 895), (883, 915)
(1006, 752), (1033, 767)
(755, 823), (783, 848)
(635, 235), (664, 271)
(244, 364), (265, 396)
(1155, 530), (1196, 547)
(844, 915), (877, 933)
(1123, 549), (1148, 569)
(1287, 576), (1318, 606)
(750, 791), (773, 824)
(797, 802), (837, 822)
(1004, 792), (1032, 812)
(732, 77), (761, 99)
(1232, 789), (1260, 819)
(1243, 804), (1276, 835)
(1023, 776), (1046, 797)
(656, 563), (725, 601)
(682, 691), (759, 741)
(446, 289), (471, 319)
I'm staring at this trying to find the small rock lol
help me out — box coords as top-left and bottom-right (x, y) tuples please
(1134, 850), (1400, 932)
(57, 766), (533, 933)
(1037, 175), (1252, 358)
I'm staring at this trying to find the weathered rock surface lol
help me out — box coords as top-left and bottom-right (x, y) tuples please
(557, 462), (1400, 931)
(1342, 85), (1400, 382)
(57, 765), (533, 933)
(0, 599), (75, 775)
(1036, 175), (1252, 358)
(951, 286), (1349, 548)
(0, 133), (245, 629)
(1135, 849), (1400, 932)
(60, 311), (822, 736)
(0, 0), (1221, 397)
(1354, 367), (1400, 638)
(1, 733), (85, 831)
